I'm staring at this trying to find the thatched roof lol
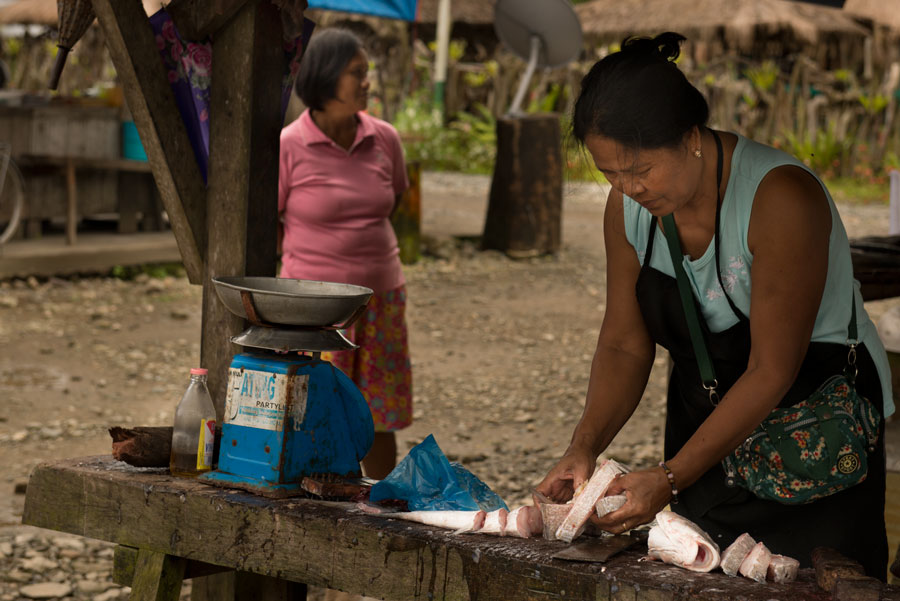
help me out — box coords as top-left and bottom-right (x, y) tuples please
(575, 0), (870, 47)
(844, 0), (900, 30)
(0, 0), (166, 26)
(414, 0), (495, 25)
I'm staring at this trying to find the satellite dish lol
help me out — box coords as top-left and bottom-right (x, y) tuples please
(494, 0), (583, 115)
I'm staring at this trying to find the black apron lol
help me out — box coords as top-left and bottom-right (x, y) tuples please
(633, 135), (888, 579)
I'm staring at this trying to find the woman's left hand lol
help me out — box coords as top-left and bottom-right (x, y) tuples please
(592, 466), (672, 534)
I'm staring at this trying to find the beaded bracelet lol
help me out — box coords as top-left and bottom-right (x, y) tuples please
(658, 461), (679, 504)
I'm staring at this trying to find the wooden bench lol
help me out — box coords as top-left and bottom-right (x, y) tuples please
(15, 154), (160, 245)
(22, 456), (897, 601)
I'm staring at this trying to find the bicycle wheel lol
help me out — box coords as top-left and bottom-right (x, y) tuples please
(0, 157), (24, 245)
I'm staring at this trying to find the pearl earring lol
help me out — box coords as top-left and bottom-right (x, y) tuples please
(694, 149), (702, 158)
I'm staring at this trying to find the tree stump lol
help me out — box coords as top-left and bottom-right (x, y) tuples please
(482, 114), (562, 257)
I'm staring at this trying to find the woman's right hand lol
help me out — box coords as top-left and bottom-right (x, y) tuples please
(534, 445), (598, 504)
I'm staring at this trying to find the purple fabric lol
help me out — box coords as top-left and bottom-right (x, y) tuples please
(148, 9), (314, 183)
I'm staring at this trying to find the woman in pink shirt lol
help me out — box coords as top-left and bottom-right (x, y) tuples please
(279, 29), (411, 479)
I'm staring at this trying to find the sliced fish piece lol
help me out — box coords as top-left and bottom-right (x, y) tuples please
(556, 459), (629, 543)
(647, 510), (720, 573)
(539, 502), (575, 541)
(739, 541), (772, 583)
(478, 508), (509, 535)
(721, 532), (756, 577)
(375, 509), (487, 533)
(595, 494), (627, 518)
(767, 554), (799, 583)
(504, 506), (543, 538)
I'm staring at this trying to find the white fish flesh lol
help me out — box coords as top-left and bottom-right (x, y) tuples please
(478, 508), (509, 535)
(504, 506), (543, 538)
(647, 510), (720, 573)
(595, 494), (627, 518)
(720, 532), (756, 577)
(767, 554), (799, 583)
(538, 502), (574, 541)
(739, 542), (772, 583)
(556, 459), (629, 542)
(372, 509), (487, 533)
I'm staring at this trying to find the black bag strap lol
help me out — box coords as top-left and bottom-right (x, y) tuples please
(662, 213), (721, 406)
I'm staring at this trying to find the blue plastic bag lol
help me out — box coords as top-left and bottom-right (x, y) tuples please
(370, 434), (508, 512)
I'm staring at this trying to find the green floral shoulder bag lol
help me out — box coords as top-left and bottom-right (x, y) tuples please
(661, 213), (880, 505)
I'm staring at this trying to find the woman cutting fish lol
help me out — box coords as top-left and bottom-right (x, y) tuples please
(536, 32), (892, 578)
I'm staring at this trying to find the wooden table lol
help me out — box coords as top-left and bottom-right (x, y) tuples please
(21, 456), (897, 601)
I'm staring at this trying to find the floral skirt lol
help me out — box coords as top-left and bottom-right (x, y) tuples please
(323, 285), (412, 432)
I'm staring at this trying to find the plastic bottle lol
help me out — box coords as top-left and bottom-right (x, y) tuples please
(169, 368), (217, 477)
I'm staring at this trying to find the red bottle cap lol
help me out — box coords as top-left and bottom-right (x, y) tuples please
(190, 368), (208, 375)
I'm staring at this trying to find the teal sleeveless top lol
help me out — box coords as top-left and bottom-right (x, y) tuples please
(623, 133), (894, 417)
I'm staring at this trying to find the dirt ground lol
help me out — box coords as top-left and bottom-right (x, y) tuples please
(0, 172), (897, 599)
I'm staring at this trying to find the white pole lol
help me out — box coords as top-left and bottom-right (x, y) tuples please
(890, 169), (900, 236)
(433, 0), (451, 111)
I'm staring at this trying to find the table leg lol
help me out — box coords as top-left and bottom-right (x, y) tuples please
(65, 159), (77, 245)
(129, 548), (186, 601)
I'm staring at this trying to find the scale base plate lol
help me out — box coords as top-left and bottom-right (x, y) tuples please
(199, 470), (307, 499)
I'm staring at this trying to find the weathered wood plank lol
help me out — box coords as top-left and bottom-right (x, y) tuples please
(91, 0), (207, 284)
(20, 458), (86, 533)
(166, 0), (251, 40)
(201, 0), (284, 411)
(21, 457), (856, 601)
(114, 545), (139, 586)
(131, 548), (186, 601)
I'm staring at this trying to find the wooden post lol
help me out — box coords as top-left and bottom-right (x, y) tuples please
(199, 0), (284, 416)
(65, 159), (77, 245)
(391, 161), (421, 264)
(130, 549), (186, 601)
(481, 114), (562, 257)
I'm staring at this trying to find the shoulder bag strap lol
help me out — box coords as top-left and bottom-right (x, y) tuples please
(661, 213), (720, 407)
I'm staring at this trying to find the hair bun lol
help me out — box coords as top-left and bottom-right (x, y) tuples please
(621, 32), (686, 63)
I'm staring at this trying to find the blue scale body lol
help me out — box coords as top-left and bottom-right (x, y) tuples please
(201, 352), (374, 495)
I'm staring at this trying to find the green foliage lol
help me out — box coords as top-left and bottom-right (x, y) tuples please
(427, 39), (466, 62)
(527, 83), (566, 113)
(858, 93), (889, 115)
(824, 177), (890, 205)
(779, 121), (850, 177)
(885, 152), (900, 173)
(3, 38), (21, 58)
(744, 60), (778, 93)
(110, 263), (185, 281)
(394, 91), (496, 173)
(834, 69), (852, 82)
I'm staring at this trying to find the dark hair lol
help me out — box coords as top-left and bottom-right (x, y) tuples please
(572, 32), (708, 149)
(295, 28), (364, 111)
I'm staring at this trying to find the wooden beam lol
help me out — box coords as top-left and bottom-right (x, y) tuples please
(165, 0), (251, 41)
(91, 0), (208, 284)
(200, 0), (284, 411)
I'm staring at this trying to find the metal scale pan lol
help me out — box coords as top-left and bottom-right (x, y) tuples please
(212, 276), (373, 352)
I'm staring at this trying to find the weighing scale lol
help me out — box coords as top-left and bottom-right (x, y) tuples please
(200, 276), (375, 497)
